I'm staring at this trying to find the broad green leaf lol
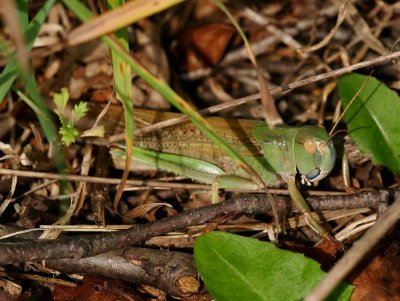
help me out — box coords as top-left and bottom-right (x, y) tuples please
(338, 73), (400, 174)
(194, 232), (353, 301)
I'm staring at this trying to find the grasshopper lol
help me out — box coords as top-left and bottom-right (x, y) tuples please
(97, 106), (336, 241)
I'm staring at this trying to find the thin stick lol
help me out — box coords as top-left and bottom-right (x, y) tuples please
(0, 168), (283, 193)
(0, 168), (209, 190)
(0, 168), (373, 196)
(305, 196), (400, 301)
(299, 0), (351, 53)
(0, 271), (76, 287)
(107, 51), (400, 142)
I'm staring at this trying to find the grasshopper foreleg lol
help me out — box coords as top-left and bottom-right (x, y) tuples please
(286, 177), (338, 243)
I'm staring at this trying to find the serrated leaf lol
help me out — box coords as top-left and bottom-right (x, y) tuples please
(194, 232), (353, 301)
(338, 73), (400, 174)
(59, 126), (78, 146)
(71, 101), (89, 121)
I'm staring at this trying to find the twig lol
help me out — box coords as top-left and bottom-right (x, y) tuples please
(0, 168), (343, 194)
(243, 8), (303, 51)
(0, 168), (210, 190)
(105, 51), (400, 142)
(0, 188), (395, 264)
(0, 271), (76, 288)
(305, 195), (400, 301)
(0, 175), (17, 217)
(333, 0), (385, 55)
(299, 0), (351, 53)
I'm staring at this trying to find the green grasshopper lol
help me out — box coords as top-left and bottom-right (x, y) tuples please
(102, 107), (336, 241)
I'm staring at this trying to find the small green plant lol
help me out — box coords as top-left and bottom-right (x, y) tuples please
(53, 88), (104, 146)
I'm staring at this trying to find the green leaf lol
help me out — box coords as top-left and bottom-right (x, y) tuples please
(52, 90), (88, 146)
(58, 115), (67, 128)
(194, 232), (353, 301)
(338, 73), (400, 174)
(81, 126), (105, 138)
(53, 88), (70, 116)
(54, 98), (88, 145)
(71, 101), (89, 121)
(59, 126), (78, 146)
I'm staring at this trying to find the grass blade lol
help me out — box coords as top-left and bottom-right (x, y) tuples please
(66, 0), (184, 46)
(0, 0), (57, 102)
(107, 0), (135, 212)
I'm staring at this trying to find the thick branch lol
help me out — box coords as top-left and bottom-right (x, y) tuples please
(0, 189), (396, 264)
(46, 247), (199, 297)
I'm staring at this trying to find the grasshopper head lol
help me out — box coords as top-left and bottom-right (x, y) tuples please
(294, 126), (336, 183)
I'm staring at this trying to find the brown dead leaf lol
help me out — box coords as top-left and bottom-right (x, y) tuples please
(349, 242), (400, 301)
(53, 276), (141, 301)
(280, 240), (341, 271)
(123, 202), (173, 219)
(172, 23), (236, 72)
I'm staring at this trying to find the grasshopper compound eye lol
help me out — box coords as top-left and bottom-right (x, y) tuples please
(303, 138), (318, 154)
(305, 168), (321, 181)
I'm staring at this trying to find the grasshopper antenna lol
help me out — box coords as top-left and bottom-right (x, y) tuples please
(324, 129), (348, 146)
(328, 72), (373, 137)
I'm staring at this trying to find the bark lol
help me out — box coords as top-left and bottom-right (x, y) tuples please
(0, 189), (396, 264)
(46, 247), (200, 297)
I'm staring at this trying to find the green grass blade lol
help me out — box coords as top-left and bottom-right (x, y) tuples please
(12, 86), (46, 117)
(16, 0), (28, 30)
(215, 0), (256, 65)
(0, 38), (63, 170)
(107, 0), (134, 211)
(0, 0), (57, 102)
